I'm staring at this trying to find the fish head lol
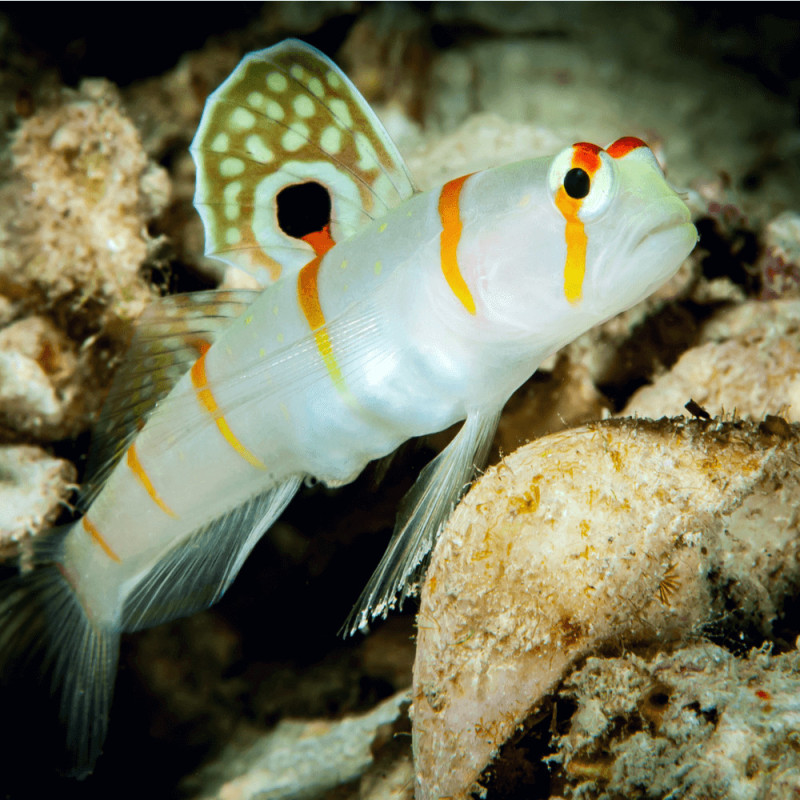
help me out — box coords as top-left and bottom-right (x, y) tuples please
(467, 137), (696, 355)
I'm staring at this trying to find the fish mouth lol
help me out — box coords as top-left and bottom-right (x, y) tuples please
(633, 203), (696, 252)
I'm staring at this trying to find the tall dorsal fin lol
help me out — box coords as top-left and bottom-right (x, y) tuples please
(191, 39), (417, 286)
(78, 290), (258, 509)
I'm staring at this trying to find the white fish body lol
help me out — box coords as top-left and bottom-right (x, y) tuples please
(0, 39), (696, 775)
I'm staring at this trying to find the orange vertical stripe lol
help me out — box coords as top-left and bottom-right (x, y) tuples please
(438, 174), (476, 315)
(297, 255), (326, 331)
(555, 143), (603, 305)
(297, 256), (348, 392)
(126, 443), (179, 519)
(555, 188), (588, 305)
(82, 516), (121, 563)
(190, 340), (267, 470)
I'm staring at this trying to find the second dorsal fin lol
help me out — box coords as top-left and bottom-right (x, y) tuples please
(78, 289), (259, 509)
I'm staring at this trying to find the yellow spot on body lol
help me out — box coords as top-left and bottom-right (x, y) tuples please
(340, 259), (348, 270)
(267, 71), (288, 92)
(438, 174), (477, 315)
(225, 346), (233, 356)
(220, 157), (245, 177)
(282, 124), (308, 152)
(293, 94), (315, 117)
(259, 347), (266, 357)
(272, 304), (279, 315)
(518, 194), (531, 207)
(82, 517), (121, 563)
(280, 402), (291, 421)
(245, 314), (253, 325)
(289, 65), (304, 81)
(308, 77), (325, 98)
(226, 227), (242, 245)
(245, 134), (273, 163)
(231, 107), (256, 130)
(127, 443), (178, 519)
(224, 203), (239, 221)
(320, 125), (342, 154)
(326, 70), (342, 88)
(277, 332), (284, 343)
(329, 98), (352, 127)
(265, 100), (285, 120)
(247, 90), (265, 108)
(374, 261), (382, 275)
(379, 222), (387, 232)
(210, 132), (229, 152)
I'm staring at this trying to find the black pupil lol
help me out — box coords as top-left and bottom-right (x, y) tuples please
(563, 167), (590, 199)
(276, 181), (331, 238)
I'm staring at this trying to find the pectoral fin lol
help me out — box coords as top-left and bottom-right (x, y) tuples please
(342, 408), (501, 636)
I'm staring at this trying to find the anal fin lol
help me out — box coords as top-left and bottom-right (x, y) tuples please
(122, 476), (302, 631)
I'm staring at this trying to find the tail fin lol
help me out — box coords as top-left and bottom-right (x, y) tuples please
(0, 528), (120, 778)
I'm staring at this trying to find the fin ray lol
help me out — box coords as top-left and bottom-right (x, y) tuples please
(0, 528), (120, 777)
(79, 289), (259, 509)
(122, 476), (301, 631)
(342, 408), (502, 636)
(191, 38), (416, 285)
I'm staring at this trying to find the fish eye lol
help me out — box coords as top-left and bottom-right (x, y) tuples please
(548, 144), (616, 220)
(564, 167), (590, 199)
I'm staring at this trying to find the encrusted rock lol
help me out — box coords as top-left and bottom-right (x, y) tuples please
(554, 643), (800, 800)
(2, 78), (168, 324)
(412, 417), (800, 799)
(0, 444), (76, 561)
(0, 315), (83, 439)
(626, 299), (800, 421)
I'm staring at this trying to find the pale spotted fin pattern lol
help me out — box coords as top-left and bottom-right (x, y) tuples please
(191, 38), (417, 286)
(342, 407), (502, 636)
(78, 290), (259, 510)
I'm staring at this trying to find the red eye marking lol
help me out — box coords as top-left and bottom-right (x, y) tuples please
(571, 142), (603, 175)
(607, 137), (648, 159)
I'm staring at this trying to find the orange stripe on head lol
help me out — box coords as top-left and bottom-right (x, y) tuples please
(297, 256), (348, 392)
(82, 516), (121, 563)
(126, 443), (179, 519)
(190, 338), (267, 470)
(438, 174), (476, 315)
(555, 143), (603, 305)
